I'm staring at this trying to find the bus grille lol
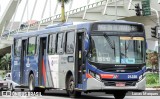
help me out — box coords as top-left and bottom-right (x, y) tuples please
(88, 61), (144, 73)
(101, 67), (140, 73)
(103, 80), (137, 86)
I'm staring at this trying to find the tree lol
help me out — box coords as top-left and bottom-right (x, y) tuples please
(147, 51), (158, 73)
(0, 53), (11, 72)
(57, 0), (70, 22)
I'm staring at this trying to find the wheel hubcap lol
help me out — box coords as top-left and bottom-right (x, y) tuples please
(69, 80), (74, 93)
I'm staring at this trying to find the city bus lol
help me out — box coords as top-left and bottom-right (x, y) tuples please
(11, 20), (146, 99)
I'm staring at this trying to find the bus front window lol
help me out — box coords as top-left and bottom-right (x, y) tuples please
(88, 35), (144, 64)
(120, 37), (144, 64)
(89, 36), (120, 64)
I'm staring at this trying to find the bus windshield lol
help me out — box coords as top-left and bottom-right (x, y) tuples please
(88, 35), (145, 64)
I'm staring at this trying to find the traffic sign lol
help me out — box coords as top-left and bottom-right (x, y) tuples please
(142, 0), (151, 16)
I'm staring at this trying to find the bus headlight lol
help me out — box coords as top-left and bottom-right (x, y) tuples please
(95, 74), (101, 81)
(89, 70), (101, 81)
(138, 75), (143, 81)
(139, 73), (146, 81)
(89, 70), (95, 77)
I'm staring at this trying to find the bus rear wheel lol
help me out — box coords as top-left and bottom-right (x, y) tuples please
(66, 76), (81, 98)
(39, 88), (45, 95)
(29, 74), (35, 91)
(35, 88), (45, 95)
(113, 91), (126, 99)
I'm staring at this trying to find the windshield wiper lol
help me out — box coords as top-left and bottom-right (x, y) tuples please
(104, 34), (115, 56)
(104, 34), (115, 49)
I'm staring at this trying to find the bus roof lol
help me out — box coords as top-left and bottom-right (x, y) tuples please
(13, 20), (143, 38)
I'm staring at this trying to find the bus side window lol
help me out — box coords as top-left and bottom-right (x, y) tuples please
(14, 39), (21, 56)
(27, 37), (36, 55)
(48, 34), (56, 54)
(65, 31), (75, 54)
(57, 33), (64, 54)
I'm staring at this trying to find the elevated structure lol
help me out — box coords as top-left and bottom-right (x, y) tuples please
(0, 0), (160, 56)
(0, 0), (21, 35)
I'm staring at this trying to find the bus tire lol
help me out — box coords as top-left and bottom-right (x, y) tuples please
(113, 91), (126, 99)
(21, 89), (24, 91)
(66, 75), (81, 98)
(35, 88), (45, 95)
(28, 74), (35, 92)
(39, 88), (45, 95)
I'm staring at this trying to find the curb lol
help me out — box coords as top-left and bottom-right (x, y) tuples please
(146, 88), (160, 90)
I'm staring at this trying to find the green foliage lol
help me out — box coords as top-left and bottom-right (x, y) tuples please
(0, 53), (11, 72)
(146, 73), (159, 85)
(0, 70), (6, 78)
(28, 44), (36, 55)
(57, 0), (70, 22)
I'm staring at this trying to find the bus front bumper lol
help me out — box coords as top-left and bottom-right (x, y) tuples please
(86, 77), (146, 91)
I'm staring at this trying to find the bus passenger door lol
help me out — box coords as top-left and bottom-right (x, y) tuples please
(38, 37), (47, 86)
(75, 32), (85, 88)
(12, 39), (21, 84)
(20, 39), (27, 85)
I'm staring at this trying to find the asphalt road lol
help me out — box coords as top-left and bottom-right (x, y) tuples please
(0, 90), (160, 99)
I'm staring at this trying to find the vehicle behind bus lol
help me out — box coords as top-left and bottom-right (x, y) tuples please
(11, 21), (146, 99)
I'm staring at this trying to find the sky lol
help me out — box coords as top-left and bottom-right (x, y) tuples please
(0, 0), (99, 22)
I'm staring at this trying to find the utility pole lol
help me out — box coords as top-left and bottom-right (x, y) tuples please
(115, 0), (117, 20)
(158, 25), (160, 85)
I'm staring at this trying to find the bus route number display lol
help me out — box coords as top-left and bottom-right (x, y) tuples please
(94, 24), (141, 32)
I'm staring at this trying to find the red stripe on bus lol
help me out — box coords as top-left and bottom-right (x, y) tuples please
(42, 59), (46, 85)
(86, 73), (93, 78)
(100, 74), (114, 79)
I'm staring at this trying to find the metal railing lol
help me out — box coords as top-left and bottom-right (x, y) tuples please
(2, 0), (123, 37)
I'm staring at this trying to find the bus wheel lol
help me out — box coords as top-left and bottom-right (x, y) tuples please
(21, 89), (24, 91)
(113, 91), (126, 99)
(29, 74), (35, 91)
(67, 76), (81, 98)
(35, 88), (45, 95)
(39, 88), (45, 95)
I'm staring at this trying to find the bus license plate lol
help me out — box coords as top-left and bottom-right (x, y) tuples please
(116, 82), (125, 87)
